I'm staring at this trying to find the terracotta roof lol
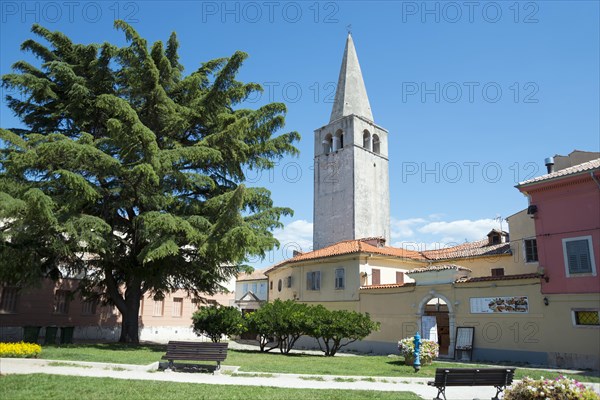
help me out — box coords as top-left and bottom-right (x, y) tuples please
(455, 273), (541, 283)
(518, 158), (600, 186)
(408, 264), (472, 274)
(264, 239), (425, 274)
(237, 269), (268, 281)
(421, 239), (511, 261)
(360, 282), (416, 290)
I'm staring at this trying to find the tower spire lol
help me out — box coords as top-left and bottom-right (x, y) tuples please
(329, 33), (373, 123)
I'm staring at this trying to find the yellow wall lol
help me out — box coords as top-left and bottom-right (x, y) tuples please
(359, 278), (600, 369)
(507, 208), (540, 273)
(268, 257), (362, 303)
(430, 253), (537, 278)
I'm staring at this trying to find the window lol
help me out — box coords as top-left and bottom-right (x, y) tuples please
(242, 283), (248, 294)
(277, 279), (282, 292)
(335, 268), (345, 290)
(153, 299), (164, 316)
(323, 134), (333, 155)
(0, 287), (18, 313)
(563, 236), (596, 276)
(372, 269), (381, 285)
(363, 130), (371, 150)
(396, 271), (404, 285)
(372, 134), (380, 154)
(172, 298), (183, 317)
(306, 271), (321, 291)
(524, 238), (538, 263)
(270, 281), (273, 290)
(82, 299), (98, 315)
(573, 310), (600, 327)
(491, 268), (505, 277)
(333, 130), (344, 151)
(53, 290), (71, 314)
(286, 276), (292, 288)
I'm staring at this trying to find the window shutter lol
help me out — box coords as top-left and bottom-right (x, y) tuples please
(566, 240), (592, 274)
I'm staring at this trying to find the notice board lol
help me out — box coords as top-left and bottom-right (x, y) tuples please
(454, 327), (474, 360)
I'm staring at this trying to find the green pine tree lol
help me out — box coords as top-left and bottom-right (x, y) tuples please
(0, 22), (300, 343)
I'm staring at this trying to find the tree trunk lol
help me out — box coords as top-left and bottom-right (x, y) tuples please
(118, 285), (141, 344)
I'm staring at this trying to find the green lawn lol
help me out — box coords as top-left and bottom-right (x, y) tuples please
(37, 343), (600, 383)
(0, 374), (421, 400)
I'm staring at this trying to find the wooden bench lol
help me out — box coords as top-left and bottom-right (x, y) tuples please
(428, 368), (516, 400)
(161, 341), (228, 371)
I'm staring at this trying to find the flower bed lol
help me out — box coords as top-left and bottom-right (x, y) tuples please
(504, 375), (600, 400)
(0, 341), (42, 358)
(397, 337), (439, 365)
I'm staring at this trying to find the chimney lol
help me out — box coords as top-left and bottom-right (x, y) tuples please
(544, 157), (555, 173)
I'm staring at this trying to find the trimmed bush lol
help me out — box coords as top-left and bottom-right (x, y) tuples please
(192, 306), (246, 343)
(309, 305), (380, 357)
(397, 337), (439, 365)
(0, 341), (42, 358)
(504, 375), (600, 400)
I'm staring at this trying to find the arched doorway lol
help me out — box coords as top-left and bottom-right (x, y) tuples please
(417, 292), (455, 358)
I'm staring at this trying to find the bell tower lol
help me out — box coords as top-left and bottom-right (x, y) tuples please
(313, 34), (391, 250)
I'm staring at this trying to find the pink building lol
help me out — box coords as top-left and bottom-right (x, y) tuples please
(0, 278), (234, 343)
(517, 157), (600, 295)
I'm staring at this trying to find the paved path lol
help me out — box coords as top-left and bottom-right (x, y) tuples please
(1, 357), (599, 400)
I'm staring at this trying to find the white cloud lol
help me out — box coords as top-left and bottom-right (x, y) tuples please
(418, 219), (498, 244)
(390, 217), (427, 240)
(273, 219), (313, 256)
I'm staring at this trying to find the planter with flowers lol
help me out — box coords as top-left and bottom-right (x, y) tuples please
(398, 336), (439, 365)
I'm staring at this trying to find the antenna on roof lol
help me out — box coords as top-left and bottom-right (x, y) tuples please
(494, 215), (504, 232)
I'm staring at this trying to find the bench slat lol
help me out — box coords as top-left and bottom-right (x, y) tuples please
(162, 341), (229, 370)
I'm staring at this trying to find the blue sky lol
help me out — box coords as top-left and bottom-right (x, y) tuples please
(1, 1), (599, 268)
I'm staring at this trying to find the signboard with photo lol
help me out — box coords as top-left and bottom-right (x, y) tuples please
(470, 296), (529, 313)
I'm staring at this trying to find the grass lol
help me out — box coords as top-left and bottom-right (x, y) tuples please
(38, 343), (600, 383)
(0, 374), (422, 400)
(46, 361), (92, 369)
(299, 376), (325, 381)
(334, 377), (357, 382)
(230, 373), (275, 378)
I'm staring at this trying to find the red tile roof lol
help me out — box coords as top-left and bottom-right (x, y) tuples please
(455, 273), (541, 283)
(360, 282), (416, 290)
(421, 239), (510, 260)
(408, 264), (472, 274)
(518, 158), (600, 186)
(237, 269), (268, 281)
(264, 239), (425, 274)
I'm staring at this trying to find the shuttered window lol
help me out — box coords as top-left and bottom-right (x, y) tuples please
(524, 239), (538, 263)
(153, 299), (164, 316)
(0, 287), (19, 313)
(306, 271), (321, 291)
(172, 298), (183, 317)
(335, 268), (345, 290)
(563, 237), (595, 276)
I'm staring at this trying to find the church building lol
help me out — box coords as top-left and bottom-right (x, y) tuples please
(262, 34), (600, 369)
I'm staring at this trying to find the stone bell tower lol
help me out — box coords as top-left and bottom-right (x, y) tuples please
(313, 34), (391, 250)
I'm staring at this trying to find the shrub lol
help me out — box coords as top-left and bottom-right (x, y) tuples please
(308, 305), (380, 357)
(245, 299), (310, 354)
(397, 337), (439, 365)
(192, 306), (246, 343)
(504, 376), (600, 400)
(0, 341), (42, 358)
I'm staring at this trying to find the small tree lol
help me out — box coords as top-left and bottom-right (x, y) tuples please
(246, 299), (309, 353)
(309, 305), (380, 356)
(244, 307), (276, 352)
(192, 306), (245, 343)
